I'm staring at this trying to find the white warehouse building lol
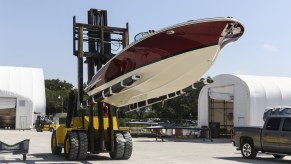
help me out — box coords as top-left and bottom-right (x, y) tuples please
(0, 66), (46, 129)
(198, 74), (291, 137)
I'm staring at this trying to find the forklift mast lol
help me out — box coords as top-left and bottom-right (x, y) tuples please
(72, 9), (129, 152)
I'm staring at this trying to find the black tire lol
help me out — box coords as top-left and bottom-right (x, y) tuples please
(241, 139), (257, 159)
(122, 132), (133, 159)
(109, 133), (125, 159)
(77, 132), (88, 160)
(36, 127), (42, 132)
(64, 132), (79, 160)
(273, 154), (285, 159)
(51, 130), (62, 155)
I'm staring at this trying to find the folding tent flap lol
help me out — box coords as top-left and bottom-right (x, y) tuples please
(0, 98), (17, 109)
(208, 85), (234, 101)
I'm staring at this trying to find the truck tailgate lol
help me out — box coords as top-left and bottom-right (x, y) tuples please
(233, 126), (262, 149)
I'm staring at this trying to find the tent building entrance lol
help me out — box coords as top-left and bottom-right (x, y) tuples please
(208, 99), (233, 137)
(0, 97), (16, 128)
(208, 85), (234, 137)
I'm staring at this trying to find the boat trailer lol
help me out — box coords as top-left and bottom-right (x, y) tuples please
(0, 139), (30, 161)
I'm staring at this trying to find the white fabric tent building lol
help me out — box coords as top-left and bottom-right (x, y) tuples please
(0, 66), (46, 129)
(198, 74), (291, 136)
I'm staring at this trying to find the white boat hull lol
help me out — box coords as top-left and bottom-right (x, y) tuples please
(88, 45), (220, 107)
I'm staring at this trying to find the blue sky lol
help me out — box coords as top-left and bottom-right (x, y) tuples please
(1, 1), (291, 86)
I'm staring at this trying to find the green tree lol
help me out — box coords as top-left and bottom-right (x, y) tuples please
(151, 77), (213, 120)
(45, 79), (75, 115)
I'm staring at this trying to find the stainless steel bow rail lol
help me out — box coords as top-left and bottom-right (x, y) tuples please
(0, 139), (30, 161)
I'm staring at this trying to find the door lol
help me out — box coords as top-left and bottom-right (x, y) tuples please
(238, 117), (245, 126)
(280, 118), (291, 153)
(261, 118), (282, 152)
(19, 116), (27, 130)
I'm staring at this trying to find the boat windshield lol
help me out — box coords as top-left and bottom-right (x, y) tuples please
(134, 32), (150, 42)
(134, 30), (155, 42)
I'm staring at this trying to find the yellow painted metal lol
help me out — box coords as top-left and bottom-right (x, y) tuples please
(54, 116), (118, 146)
(65, 137), (70, 153)
(55, 124), (70, 145)
(41, 124), (53, 131)
(71, 116), (118, 130)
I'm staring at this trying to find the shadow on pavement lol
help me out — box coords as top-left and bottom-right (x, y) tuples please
(134, 137), (231, 144)
(215, 156), (291, 164)
(0, 153), (113, 164)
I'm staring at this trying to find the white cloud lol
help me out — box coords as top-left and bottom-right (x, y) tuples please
(261, 44), (280, 54)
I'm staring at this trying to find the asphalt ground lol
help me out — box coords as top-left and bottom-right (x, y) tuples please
(0, 130), (291, 164)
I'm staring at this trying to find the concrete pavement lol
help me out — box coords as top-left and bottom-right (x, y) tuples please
(0, 130), (290, 164)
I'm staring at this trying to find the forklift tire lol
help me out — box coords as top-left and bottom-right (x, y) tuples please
(64, 132), (79, 160)
(77, 132), (88, 160)
(122, 132), (133, 159)
(51, 130), (62, 155)
(36, 127), (43, 132)
(109, 133), (125, 160)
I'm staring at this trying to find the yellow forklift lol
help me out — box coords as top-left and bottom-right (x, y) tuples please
(51, 9), (132, 160)
(35, 115), (54, 132)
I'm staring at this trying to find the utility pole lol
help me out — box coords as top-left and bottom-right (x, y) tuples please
(58, 95), (63, 113)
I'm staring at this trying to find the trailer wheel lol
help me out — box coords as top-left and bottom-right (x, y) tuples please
(51, 130), (62, 155)
(23, 154), (26, 161)
(64, 132), (79, 160)
(109, 133), (125, 159)
(273, 154), (285, 159)
(241, 140), (257, 159)
(77, 132), (88, 160)
(122, 132), (133, 159)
